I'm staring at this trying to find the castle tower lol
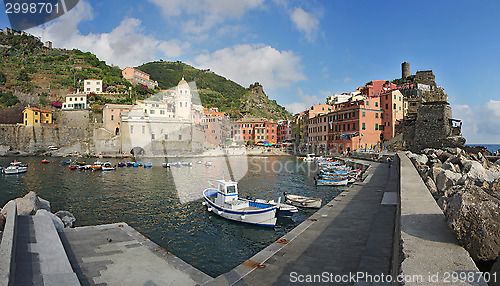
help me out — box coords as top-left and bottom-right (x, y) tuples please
(402, 62), (410, 79)
(175, 77), (192, 119)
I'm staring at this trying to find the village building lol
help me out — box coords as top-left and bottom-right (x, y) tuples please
(122, 67), (158, 90)
(21, 106), (53, 126)
(83, 79), (103, 94)
(233, 118), (278, 144)
(62, 94), (87, 110)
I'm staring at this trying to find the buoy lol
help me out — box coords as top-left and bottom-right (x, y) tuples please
(217, 210), (221, 215)
(241, 215), (246, 220)
(202, 202), (206, 206)
(207, 207), (212, 212)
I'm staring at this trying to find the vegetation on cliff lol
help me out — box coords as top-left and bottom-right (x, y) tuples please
(137, 61), (292, 120)
(0, 33), (291, 120)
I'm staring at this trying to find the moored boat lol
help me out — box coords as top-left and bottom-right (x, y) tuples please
(303, 154), (316, 162)
(102, 162), (116, 171)
(284, 192), (322, 208)
(315, 178), (349, 186)
(3, 161), (28, 174)
(117, 162), (126, 167)
(144, 162), (153, 168)
(202, 180), (278, 227)
(41, 159), (50, 164)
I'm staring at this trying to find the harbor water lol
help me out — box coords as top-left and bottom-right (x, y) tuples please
(0, 155), (346, 277)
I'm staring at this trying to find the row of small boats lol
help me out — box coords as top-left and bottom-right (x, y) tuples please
(314, 158), (362, 186)
(163, 161), (213, 168)
(202, 180), (322, 227)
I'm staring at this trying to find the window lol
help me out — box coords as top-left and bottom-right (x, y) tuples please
(375, 113), (378, 118)
(25, 113), (27, 118)
(150, 110), (155, 114)
(399, 97), (402, 101)
(362, 112), (365, 117)
(375, 102), (378, 107)
(352, 123), (355, 130)
(160, 110), (165, 115)
(142, 126), (145, 134)
(394, 94), (396, 99)
(375, 123), (379, 130)
(151, 133), (155, 140)
(180, 102), (183, 107)
(111, 115), (114, 120)
(243, 130), (246, 134)
(179, 134), (182, 140)
(165, 133), (168, 140)
(385, 103), (388, 110)
(87, 88), (90, 91)
(394, 103), (397, 109)
(362, 123), (366, 130)
(35, 119), (38, 123)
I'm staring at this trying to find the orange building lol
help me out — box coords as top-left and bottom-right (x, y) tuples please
(233, 118), (278, 144)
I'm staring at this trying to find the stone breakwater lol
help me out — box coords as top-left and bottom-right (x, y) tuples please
(0, 191), (76, 232)
(406, 148), (500, 262)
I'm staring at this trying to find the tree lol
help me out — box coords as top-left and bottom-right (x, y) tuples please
(0, 71), (6, 84)
(17, 69), (30, 81)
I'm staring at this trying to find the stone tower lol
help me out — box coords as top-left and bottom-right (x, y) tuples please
(402, 62), (410, 79)
(175, 77), (192, 119)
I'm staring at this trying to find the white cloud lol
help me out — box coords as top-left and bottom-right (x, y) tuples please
(28, 0), (189, 68)
(452, 100), (500, 144)
(148, 0), (263, 35)
(284, 88), (323, 114)
(289, 7), (320, 42)
(194, 44), (306, 89)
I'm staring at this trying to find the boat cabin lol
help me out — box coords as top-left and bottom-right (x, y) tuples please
(214, 180), (249, 210)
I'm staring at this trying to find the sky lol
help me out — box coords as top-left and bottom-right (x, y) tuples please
(0, 0), (499, 144)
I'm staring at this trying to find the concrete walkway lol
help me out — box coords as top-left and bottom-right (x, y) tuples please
(208, 159), (399, 285)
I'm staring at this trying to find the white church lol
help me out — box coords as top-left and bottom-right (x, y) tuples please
(120, 77), (203, 155)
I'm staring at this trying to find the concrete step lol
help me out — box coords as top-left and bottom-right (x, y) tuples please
(15, 214), (80, 286)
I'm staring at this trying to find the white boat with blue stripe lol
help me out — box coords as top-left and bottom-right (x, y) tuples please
(202, 180), (278, 227)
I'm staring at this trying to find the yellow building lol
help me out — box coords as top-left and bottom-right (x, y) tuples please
(22, 106), (53, 126)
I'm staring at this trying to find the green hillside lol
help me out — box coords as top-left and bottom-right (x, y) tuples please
(137, 61), (292, 120)
(0, 32), (292, 120)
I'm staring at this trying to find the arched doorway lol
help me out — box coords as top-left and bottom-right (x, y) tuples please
(130, 147), (145, 156)
(115, 127), (120, 135)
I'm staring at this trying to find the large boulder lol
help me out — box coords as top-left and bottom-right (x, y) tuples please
(429, 166), (444, 182)
(435, 170), (462, 195)
(1, 191), (41, 217)
(409, 153), (428, 166)
(441, 185), (500, 261)
(35, 209), (64, 232)
(55, 211), (76, 228)
(488, 178), (500, 201)
(424, 176), (439, 197)
(442, 162), (459, 173)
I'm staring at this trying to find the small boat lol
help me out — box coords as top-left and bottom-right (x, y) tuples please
(202, 180), (278, 227)
(68, 165), (78, 170)
(75, 161), (87, 166)
(254, 199), (298, 217)
(315, 178), (349, 186)
(117, 162), (126, 167)
(61, 160), (72, 165)
(78, 165), (91, 171)
(3, 161), (28, 174)
(284, 192), (322, 208)
(205, 161), (213, 167)
(144, 162), (152, 168)
(41, 159), (50, 164)
(303, 154), (315, 162)
(127, 162), (135, 167)
(102, 162), (116, 171)
(196, 160), (202, 164)
(162, 162), (170, 168)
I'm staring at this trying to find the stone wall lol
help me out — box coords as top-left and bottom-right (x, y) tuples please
(55, 110), (90, 128)
(0, 124), (88, 154)
(411, 103), (465, 152)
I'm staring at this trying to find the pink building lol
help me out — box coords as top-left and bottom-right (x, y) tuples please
(103, 104), (133, 135)
(122, 67), (158, 89)
(277, 120), (293, 143)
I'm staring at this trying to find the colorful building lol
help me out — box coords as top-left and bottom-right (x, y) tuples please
(22, 106), (53, 126)
(277, 120), (293, 143)
(103, 104), (133, 135)
(233, 118), (278, 144)
(122, 67), (158, 89)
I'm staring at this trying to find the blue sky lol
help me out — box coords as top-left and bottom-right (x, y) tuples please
(1, 0), (499, 144)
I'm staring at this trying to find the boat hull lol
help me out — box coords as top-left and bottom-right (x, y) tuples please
(316, 179), (348, 186)
(284, 194), (322, 208)
(203, 189), (277, 227)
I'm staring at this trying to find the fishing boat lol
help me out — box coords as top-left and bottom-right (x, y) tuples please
(41, 159), (50, 164)
(127, 162), (135, 167)
(102, 162), (116, 171)
(68, 165), (78, 170)
(284, 192), (322, 208)
(3, 161), (28, 174)
(144, 162), (153, 168)
(202, 180), (278, 227)
(117, 162), (126, 167)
